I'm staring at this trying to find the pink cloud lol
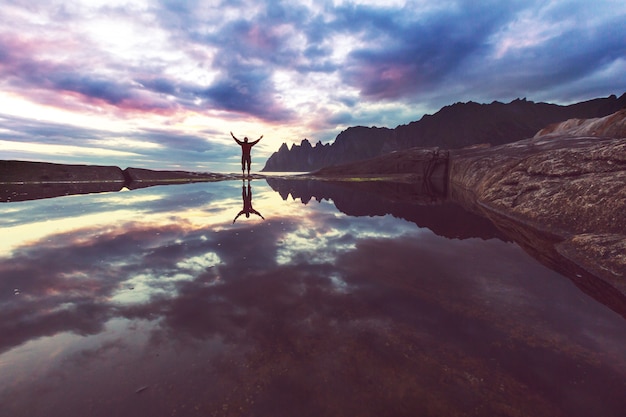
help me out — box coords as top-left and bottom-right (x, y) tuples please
(0, 34), (181, 117)
(347, 61), (421, 100)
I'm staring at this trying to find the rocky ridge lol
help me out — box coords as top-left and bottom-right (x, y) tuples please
(263, 93), (626, 172)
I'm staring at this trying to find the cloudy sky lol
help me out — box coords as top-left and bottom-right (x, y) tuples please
(1, 0), (625, 172)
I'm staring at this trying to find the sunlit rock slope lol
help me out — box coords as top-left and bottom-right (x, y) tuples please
(535, 108), (626, 138)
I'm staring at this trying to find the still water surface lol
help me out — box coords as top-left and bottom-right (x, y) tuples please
(1, 179), (626, 417)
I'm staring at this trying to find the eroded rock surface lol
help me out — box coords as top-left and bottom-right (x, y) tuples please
(450, 137), (626, 235)
(449, 131), (626, 295)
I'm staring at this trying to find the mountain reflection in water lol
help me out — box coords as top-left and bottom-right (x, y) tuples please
(1, 179), (626, 417)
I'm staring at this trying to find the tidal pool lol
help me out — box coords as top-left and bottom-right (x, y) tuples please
(1, 179), (625, 417)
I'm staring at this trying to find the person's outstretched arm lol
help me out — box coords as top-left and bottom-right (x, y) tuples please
(249, 135), (263, 146)
(233, 210), (245, 223)
(251, 209), (265, 220)
(231, 131), (242, 144)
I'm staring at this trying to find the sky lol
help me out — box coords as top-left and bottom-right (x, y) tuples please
(1, 0), (625, 172)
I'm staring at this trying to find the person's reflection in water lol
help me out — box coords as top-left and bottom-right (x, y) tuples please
(233, 179), (265, 223)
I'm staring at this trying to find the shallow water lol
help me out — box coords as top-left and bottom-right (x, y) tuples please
(1, 179), (626, 417)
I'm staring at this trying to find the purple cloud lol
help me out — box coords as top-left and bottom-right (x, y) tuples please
(0, 0), (625, 169)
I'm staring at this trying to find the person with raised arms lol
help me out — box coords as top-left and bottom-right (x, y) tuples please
(231, 131), (263, 177)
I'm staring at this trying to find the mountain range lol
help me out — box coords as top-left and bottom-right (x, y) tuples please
(262, 93), (626, 172)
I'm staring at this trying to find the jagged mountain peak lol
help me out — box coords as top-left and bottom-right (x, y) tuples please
(262, 93), (626, 172)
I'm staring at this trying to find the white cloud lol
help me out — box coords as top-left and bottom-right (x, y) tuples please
(177, 252), (222, 272)
(0, 140), (140, 158)
(0, 0), (624, 170)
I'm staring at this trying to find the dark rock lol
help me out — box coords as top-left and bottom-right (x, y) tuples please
(0, 161), (235, 201)
(0, 160), (125, 183)
(313, 147), (448, 176)
(263, 138), (336, 172)
(123, 167), (228, 189)
(263, 127), (394, 172)
(1, 182), (125, 202)
(0, 161), (125, 201)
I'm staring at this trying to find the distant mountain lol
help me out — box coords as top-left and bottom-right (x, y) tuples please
(262, 93), (626, 172)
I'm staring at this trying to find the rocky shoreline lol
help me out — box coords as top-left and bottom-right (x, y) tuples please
(309, 109), (626, 314)
(448, 111), (626, 292)
(0, 161), (243, 202)
(448, 135), (626, 317)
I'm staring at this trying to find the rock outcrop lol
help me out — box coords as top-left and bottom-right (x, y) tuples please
(123, 167), (230, 189)
(313, 147), (448, 176)
(263, 93), (626, 172)
(0, 161), (236, 202)
(0, 160), (126, 184)
(0, 161), (126, 201)
(449, 109), (626, 237)
(449, 136), (626, 290)
(262, 127), (391, 172)
(261, 139), (335, 172)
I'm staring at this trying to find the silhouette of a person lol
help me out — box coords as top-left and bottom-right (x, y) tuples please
(231, 131), (263, 177)
(233, 179), (265, 223)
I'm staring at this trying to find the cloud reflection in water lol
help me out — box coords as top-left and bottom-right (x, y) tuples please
(1, 180), (626, 417)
